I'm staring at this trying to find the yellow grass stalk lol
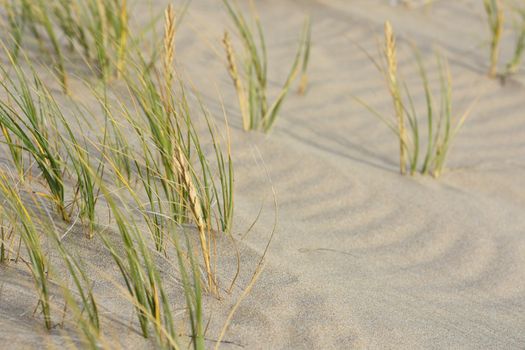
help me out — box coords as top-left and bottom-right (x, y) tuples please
(171, 144), (215, 294)
(164, 4), (176, 90)
(223, 31), (250, 131)
(163, 4), (176, 117)
(163, 5), (215, 295)
(384, 21), (407, 175)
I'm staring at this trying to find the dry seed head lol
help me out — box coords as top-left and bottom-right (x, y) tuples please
(171, 143), (215, 292)
(223, 32), (239, 83)
(223, 32), (250, 130)
(171, 146), (205, 237)
(384, 21), (407, 174)
(164, 4), (176, 85)
(384, 21), (398, 86)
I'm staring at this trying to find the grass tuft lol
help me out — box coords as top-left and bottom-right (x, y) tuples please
(222, 0), (309, 132)
(0, 49), (69, 221)
(0, 171), (52, 329)
(356, 22), (474, 177)
(2, 0), (131, 88)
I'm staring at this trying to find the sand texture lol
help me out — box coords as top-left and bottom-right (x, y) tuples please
(1, 0), (525, 349)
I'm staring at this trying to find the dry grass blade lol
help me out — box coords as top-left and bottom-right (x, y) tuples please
(484, 0), (504, 78)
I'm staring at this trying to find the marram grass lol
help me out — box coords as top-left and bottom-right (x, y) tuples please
(0, 2), (271, 348)
(0, 165), (201, 349)
(2, 0), (131, 90)
(109, 4), (235, 295)
(222, 0), (310, 132)
(0, 49), (69, 221)
(483, 0), (525, 78)
(356, 21), (474, 177)
(0, 171), (52, 329)
(0, 60), (213, 349)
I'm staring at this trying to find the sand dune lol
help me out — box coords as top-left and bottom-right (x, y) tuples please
(1, 0), (524, 349)
(204, 0), (525, 348)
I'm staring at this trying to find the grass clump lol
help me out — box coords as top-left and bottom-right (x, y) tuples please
(0, 170), (102, 337)
(96, 171), (205, 349)
(1, 0), (130, 90)
(0, 3), (258, 347)
(0, 43), (106, 236)
(356, 21), (474, 177)
(0, 51), (69, 221)
(222, 0), (310, 132)
(99, 189), (179, 346)
(121, 74), (233, 294)
(2, 0), (69, 90)
(0, 168), (102, 342)
(483, 0), (525, 77)
(0, 171), (53, 329)
(108, 4), (235, 295)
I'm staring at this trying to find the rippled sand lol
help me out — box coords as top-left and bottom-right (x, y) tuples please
(1, 0), (525, 348)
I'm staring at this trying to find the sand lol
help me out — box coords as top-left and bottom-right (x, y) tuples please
(1, 0), (525, 348)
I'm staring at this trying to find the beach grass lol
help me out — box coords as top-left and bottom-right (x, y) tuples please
(0, 12), (231, 344)
(356, 21), (474, 177)
(0, 49), (69, 221)
(222, 0), (309, 132)
(482, 0), (525, 78)
(104, 4), (236, 295)
(0, 170), (53, 329)
(1, 0), (131, 89)
(0, 54), (220, 348)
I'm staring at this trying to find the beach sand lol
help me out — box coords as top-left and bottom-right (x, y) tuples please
(1, 0), (524, 348)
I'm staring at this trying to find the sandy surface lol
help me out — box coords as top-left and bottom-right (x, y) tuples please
(1, 0), (525, 349)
